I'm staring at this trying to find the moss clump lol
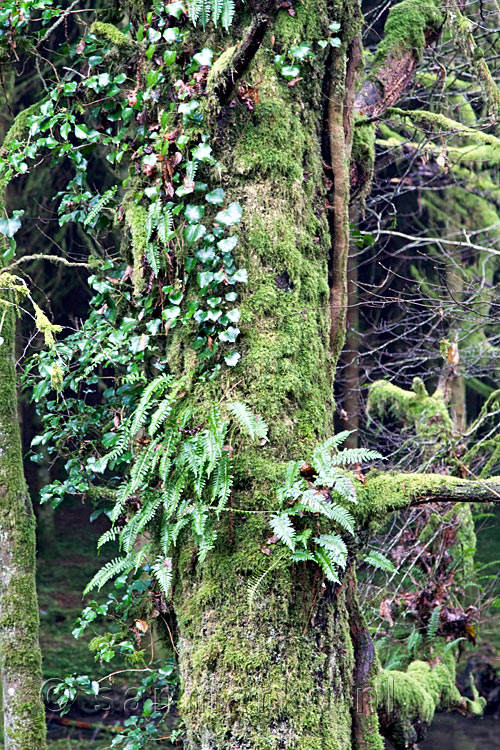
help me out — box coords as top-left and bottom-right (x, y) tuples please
(124, 202), (148, 294)
(367, 378), (453, 449)
(374, 0), (443, 66)
(377, 650), (485, 749)
(90, 22), (136, 50)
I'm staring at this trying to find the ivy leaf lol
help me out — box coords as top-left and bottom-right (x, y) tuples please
(185, 204), (204, 223)
(215, 202), (242, 226)
(0, 214), (23, 238)
(226, 308), (241, 323)
(74, 124), (88, 139)
(217, 235), (238, 252)
(281, 65), (300, 79)
(184, 224), (207, 245)
(193, 48), (214, 67)
(218, 326), (240, 343)
(224, 351), (241, 367)
(231, 269), (248, 283)
(289, 43), (311, 60)
(206, 188), (225, 205)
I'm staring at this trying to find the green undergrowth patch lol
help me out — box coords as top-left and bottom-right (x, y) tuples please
(36, 498), (126, 680)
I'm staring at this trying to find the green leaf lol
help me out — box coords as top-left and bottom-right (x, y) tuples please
(215, 202), (242, 226)
(281, 65), (300, 79)
(185, 223), (207, 245)
(314, 548), (340, 583)
(364, 550), (396, 573)
(193, 47), (214, 67)
(185, 204), (205, 223)
(224, 351), (241, 367)
(74, 124), (88, 139)
(0, 215), (22, 238)
(218, 326), (240, 343)
(270, 512), (296, 551)
(217, 235), (238, 252)
(206, 188), (225, 204)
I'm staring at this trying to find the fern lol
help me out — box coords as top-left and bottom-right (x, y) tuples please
(189, 0), (234, 29)
(151, 556), (173, 597)
(84, 555), (134, 594)
(329, 447), (382, 467)
(443, 637), (466, 653)
(314, 548), (340, 584)
(426, 605), (442, 642)
(227, 401), (268, 441)
(97, 527), (119, 549)
(84, 186), (117, 227)
(406, 628), (422, 656)
(269, 512), (296, 551)
(247, 552), (287, 609)
(364, 550), (396, 573)
(315, 533), (347, 568)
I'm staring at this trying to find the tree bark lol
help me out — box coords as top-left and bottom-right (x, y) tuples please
(0, 298), (46, 750)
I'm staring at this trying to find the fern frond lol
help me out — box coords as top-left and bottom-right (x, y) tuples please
(315, 533), (347, 568)
(406, 628), (422, 655)
(329, 447), (382, 467)
(364, 550), (396, 573)
(326, 504), (355, 535)
(247, 551), (287, 609)
(145, 241), (161, 276)
(84, 555), (134, 594)
(157, 209), (174, 246)
(84, 186), (117, 227)
(314, 548), (340, 584)
(97, 527), (119, 549)
(151, 556), (173, 597)
(228, 401), (267, 441)
(220, 0), (235, 29)
(269, 512), (296, 551)
(426, 605), (442, 641)
(130, 374), (172, 435)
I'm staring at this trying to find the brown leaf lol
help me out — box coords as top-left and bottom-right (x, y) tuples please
(379, 598), (393, 627)
(134, 619), (148, 633)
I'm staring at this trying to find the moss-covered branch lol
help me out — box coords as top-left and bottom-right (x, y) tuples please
(207, 11), (274, 106)
(354, 0), (444, 119)
(358, 472), (500, 522)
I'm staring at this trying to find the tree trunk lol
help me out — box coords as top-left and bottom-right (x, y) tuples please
(0, 299), (46, 750)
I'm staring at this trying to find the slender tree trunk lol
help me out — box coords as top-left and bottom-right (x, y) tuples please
(0, 298), (46, 750)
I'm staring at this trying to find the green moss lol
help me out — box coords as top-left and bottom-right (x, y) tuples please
(0, 301), (46, 749)
(357, 471), (466, 524)
(90, 22), (136, 50)
(374, 0), (443, 66)
(367, 378), (453, 448)
(376, 649), (485, 749)
(352, 120), (375, 202)
(124, 202), (148, 294)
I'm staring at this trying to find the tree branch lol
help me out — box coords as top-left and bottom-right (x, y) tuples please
(354, 0), (446, 119)
(358, 472), (500, 522)
(208, 11), (274, 106)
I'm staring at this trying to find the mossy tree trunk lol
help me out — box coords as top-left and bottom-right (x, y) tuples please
(0, 297), (46, 750)
(147, 0), (493, 746)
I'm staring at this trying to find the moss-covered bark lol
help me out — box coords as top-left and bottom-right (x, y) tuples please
(0, 298), (46, 750)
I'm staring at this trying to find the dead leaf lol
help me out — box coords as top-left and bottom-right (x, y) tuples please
(379, 598), (393, 627)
